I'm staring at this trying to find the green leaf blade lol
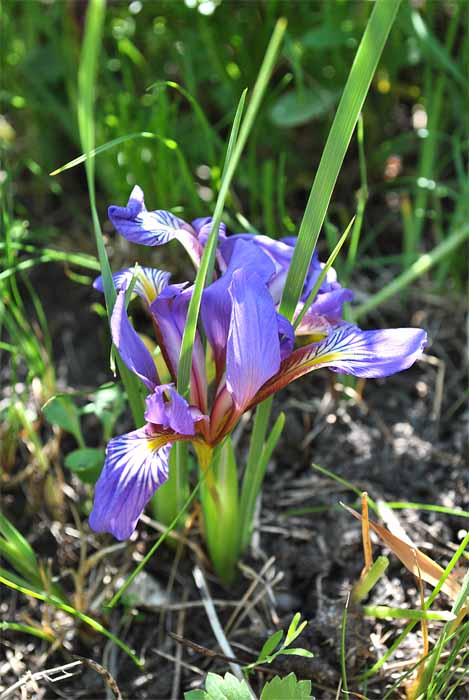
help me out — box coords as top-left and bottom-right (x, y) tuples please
(279, 0), (403, 321)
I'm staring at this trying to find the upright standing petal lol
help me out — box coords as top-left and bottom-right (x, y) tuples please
(306, 287), (354, 319)
(111, 286), (159, 390)
(220, 234), (292, 304)
(201, 240), (275, 379)
(89, 426), (172, 540)
(151, 285), (208, 411)
(191, 217), (227, 246)
(93, 267), (171, 306)
(225, 269), (281, 411)
(145, 384), (196, 436)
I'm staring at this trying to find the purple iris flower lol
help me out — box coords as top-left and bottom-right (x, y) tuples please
(89, 186), (427, 540)
(107, 185), (226, 269)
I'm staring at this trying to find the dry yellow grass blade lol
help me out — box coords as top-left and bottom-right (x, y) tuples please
(360, 492), (373, 579)
(405, 553), (429, 700)
(343, 504), (462, 601)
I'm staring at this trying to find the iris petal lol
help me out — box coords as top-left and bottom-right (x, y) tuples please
(226, 268), (281, 411)
(151, 285), (207, 411)
(145, 385), (196, 436)
(250, 323), (427, 406)
(300, 324), (428, 378)
(108, 185), (191, 246)
(201, 240), (275, 377)
(191, 217), (227, 246)
(89, 426), (172, 540)
(277, 313), (295, 359)
(111, 287), (158, 390)
(94, 267), (171, 306)
(308, 287), (354, 318)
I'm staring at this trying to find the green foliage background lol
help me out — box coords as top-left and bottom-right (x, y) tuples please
(2, 0), (467, 288)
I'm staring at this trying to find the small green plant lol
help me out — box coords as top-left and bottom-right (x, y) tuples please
(185, 614), (314, 700)
(245, 613), (314, 672)
(43, 383), (125, 484)
(185, 672), (313, 700)
(0, 511), (140, 665)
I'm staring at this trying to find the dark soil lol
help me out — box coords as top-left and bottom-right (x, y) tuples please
(1, 268), (468, 700)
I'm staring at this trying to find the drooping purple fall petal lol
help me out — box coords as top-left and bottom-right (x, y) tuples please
(111, 287), (158, 390)
(250, 324), (427, 406)
(108, 185), (204, 267)
(89, 426), (172, 540)
(108, 185), (190, 245)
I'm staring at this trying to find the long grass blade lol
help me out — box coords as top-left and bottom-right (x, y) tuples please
(176, 18), (287, 400)
(0, 621), (55, 643)
(50, 132), (158, 176)
(77, 0), (144, 425)
(0, 575), (142, 666)
(279, 0), (402, 320)
(352, 223), (469, 320)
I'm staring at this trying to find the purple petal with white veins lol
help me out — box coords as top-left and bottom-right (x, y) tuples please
(93, 267), (171, 306)
(111, 287), (158, 390)
(145, 385), (196, 436)
(226, 269), (281, 411)
(303, 324), (428, 377)
(108, 185), (192, 247)
(250, 324), (428, 406)
(89, 426), (172, 540)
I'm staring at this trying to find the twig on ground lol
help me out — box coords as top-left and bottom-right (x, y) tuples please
(193, 565), (256, 696)
(152, 647), (205, 676)
(74, 656), (122, 700)
(225, 557), (277, 635)
(0, 661), (82, 700)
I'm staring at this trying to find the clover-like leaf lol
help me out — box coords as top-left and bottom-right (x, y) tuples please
(184, 673), (252, 700)
(260, 673), (314, 700)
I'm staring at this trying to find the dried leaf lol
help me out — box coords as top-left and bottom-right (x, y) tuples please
(343, 504), (461, 601)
